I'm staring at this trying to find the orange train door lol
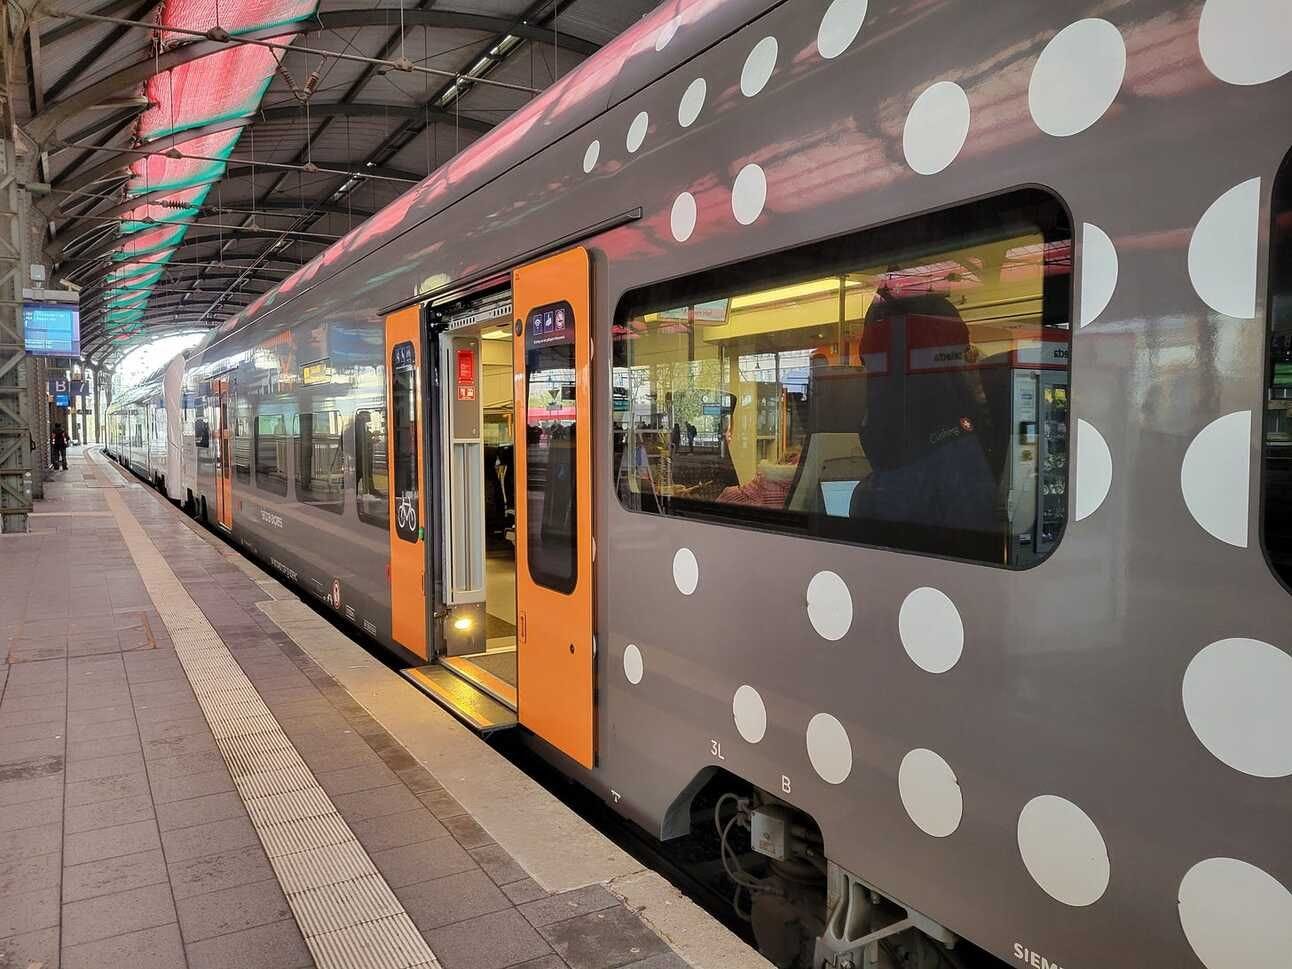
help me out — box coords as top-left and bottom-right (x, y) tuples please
(512, 247), (594, 768)
(386, 305), (429, 660)
(213, 377), (233, 530)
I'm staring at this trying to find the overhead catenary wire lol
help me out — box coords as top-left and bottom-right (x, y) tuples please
(49, 9), (543, 95)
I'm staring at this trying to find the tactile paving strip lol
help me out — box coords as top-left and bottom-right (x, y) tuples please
(102, 482), (442, 969)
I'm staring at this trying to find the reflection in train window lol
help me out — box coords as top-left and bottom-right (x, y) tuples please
(195, 418), (210, 449)
(255, 412), (290, 497)
(295, 411), (344, 513)
(356, 408), (389, 529)
(1264, 150), (1292, 588)
(391, 345), (419, 543)
(234, 414), (251, 484)
(612, 190), (1072, 567)
(525, 312), (578, 594)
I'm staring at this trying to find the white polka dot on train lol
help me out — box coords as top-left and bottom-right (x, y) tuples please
(626, 112), (649, 153)
(672, 547), (698, 595)
(678, 78), (706, 128)
(902, 81), (970, 176)
(817, 0), (868, 60)
(1028, 18), (1126, 137)
(1183, 637), (1292, 778)
(731, 163), (767, 226)
(898, 748), (962, 838)
(732, 685), (767, 744)
(623, 644), (643, 685)
(898, 587), (963, 674)
(1079, 222), (1118, 327)
(806, 713), (852, 784)
(806, 570), (852, 641)
(1074, 419), (1112, 521)
(582, 140), (600, 173)
(1016, 795), (1110, 907)
(1188, 177), (1260, 319)
(1179, 858), (1292, 969)
(655, 16), (679, 52)
(670, 192), (697, 243)
(741, 37), (778, 97)
(1198, 0), (1292, 86)
(1181, 411), (1252, 548)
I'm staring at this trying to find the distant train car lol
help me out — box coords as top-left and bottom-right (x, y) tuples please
(107, 2), (1292, 968)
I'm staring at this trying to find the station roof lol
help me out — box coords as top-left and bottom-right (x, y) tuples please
(17, 0), (659, 368)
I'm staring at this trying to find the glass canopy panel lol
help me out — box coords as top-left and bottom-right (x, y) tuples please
(127, 130), (241, 196)
(139, 45), (279, 141)
(160, 0), (319, 43)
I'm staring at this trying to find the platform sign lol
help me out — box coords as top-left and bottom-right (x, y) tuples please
(24, 303), (80, 357)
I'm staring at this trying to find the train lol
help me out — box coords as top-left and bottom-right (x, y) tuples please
(105, 1), (1292, 967)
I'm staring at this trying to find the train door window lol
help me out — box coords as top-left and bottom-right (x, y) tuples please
(255, 412), (290, 497)
(195, 415), (210, 448)
(295, 410), (344, 513)
(356, 408), (389, 528)
(611, 189), (1073, 568)
(391, 344), (419, 542)
(524, 321), (578, 593)
(234, 413), (251, 484)
(1264, 149), (1292, 588)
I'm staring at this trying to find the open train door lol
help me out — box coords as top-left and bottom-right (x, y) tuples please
(512, 247), (594, 768)
(212, 376), (233, 530)
(386, 305), (429, 661)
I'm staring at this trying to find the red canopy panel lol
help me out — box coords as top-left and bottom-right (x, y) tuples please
(138, 44), (280, 142)
(160, 0), (320, 45)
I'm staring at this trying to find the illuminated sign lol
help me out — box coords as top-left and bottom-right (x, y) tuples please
(301, 360), (331, 385)
(24, 303), (80, 357)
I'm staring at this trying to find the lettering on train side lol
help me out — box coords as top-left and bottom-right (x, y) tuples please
(362, 619), (377, 636)
(1014, 943), (1063, 969)
(260, 509), (284, 529)
(270, 558), (297, 581)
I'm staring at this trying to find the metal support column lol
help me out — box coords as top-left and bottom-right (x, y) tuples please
(0, 124), (33, 531)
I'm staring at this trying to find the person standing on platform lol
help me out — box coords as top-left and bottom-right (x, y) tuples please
(51, 423), (68, 471)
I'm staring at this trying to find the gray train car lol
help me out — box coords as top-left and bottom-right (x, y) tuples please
(105, 1), (1292, 967)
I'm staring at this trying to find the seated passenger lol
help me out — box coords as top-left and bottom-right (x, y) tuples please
(850, 292), (999, 558)
(718, 449), (802, 507)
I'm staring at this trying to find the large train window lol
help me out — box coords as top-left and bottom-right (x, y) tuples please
(255, 412), (290, 497)
(356, 408), (389, 529)
(391, 344), (419, 543)
(1264, 152), (1292, 588)
(295, 410), (344, 514)
(612, 189), (1073, 568)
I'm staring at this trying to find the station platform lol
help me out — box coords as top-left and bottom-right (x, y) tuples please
(0, 448), (763, 969)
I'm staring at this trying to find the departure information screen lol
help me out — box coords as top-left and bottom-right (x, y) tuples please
(24, 303), (80, 357)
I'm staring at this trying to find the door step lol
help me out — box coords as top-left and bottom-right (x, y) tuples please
(402, 665), (517, 734)
(440, 654), (517, 710)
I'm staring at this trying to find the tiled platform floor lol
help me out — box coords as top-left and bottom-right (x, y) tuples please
(0, 448), (689, 969)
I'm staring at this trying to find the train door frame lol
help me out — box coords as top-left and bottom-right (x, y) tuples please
(430, 286), (516, 661)
(212, 375), (233, 530)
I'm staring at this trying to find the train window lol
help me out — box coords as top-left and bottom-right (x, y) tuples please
(195, 417), (210, 449)
(234, 415), (251, 484)
(391, 344), (419, 542)
(1264, 151), (1292, 587)
(356, 408), (389, 529)
(611, 189), (1073, 567)
(295, 410), (344, 513)
(255, 412), (290, 497)
(524, 307), (578, 594)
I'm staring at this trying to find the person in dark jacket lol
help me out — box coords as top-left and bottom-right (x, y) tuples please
(51, 423), (68, 471)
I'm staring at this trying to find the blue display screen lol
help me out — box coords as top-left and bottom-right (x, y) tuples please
(24, 303), (80, 357)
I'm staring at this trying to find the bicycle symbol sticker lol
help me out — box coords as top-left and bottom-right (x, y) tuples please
(396, 491), (418, 539)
